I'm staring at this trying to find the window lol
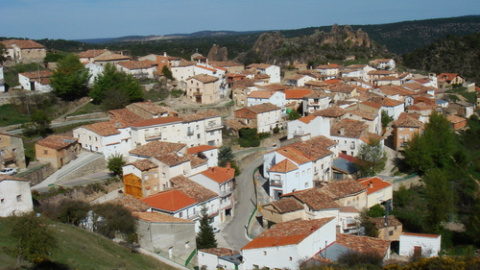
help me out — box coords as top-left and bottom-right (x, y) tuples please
(179, 212), (183, 218)
(1, 198), (4, 204)
(253, 265), (259, 269)
(185, 241), (190, 248)
(197, 134), (200, 139)
(289, 257), (293, 261)
(43, 150), (48, 155)
(263, 251), (267, 255)
(16, 195), (22, 202)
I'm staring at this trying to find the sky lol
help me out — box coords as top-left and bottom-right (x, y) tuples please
(1, 0), (479, 40)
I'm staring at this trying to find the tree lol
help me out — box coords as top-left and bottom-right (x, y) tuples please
(161, 65), (174, 80)
(423, 169), (454, 232)
(218, 145), (234, 167)
(9, 214), (57, 265)
(0, 42), (7, 64)
(90, 63), (144, 109)
(21, 110), (52, 137)
(107, 154), (126, 176)
(196, 207), (217, 249)
(92, 203), (137, 242)
(367, 204), (386, 218)
(56, 199), (90, 226)
(354, 138), (387, 177)
(404, 112), (457, 174)
(381, 110), (393, 128)
(50, 54), (90, 101)
(287, 109), (301, 120)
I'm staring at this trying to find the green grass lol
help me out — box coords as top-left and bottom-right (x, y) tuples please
(67, 102), (104, 117)
(0, 217), (178, 270)
(0, 104), (31, 126)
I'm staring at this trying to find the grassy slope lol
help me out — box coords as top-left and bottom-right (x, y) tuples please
(0, 218), (178, 270)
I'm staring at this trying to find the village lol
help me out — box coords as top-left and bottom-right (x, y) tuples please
(0, 38), (480, 270)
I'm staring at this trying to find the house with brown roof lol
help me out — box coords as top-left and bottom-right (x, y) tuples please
(0, 132), (26, 170)
(241, 217), (337, 270)
(318, 179), (368, 211)
(446, 114), (467, 130)
(247, 90), (286, 114)
(35, 135), (80, 170)
(126, 101), (178, 119)
(370, 216), (403, 241)
(285, 74), (315, 87)
(186, 74), (221, 104)
(93, 52), (131, 66)
(315, 64), (340, 78)
(357, 177), (393, 208)
(189, 164), (236, 222)
(77, 49), (110, 63)
(343, 102), (382, 135)
(369, 96), (405, 120)
(263, 136), (338, 199)
(133, 211), (197, 268)
(330, 119), (375, 156)
(1, 39), (46, 64)
(181, 111), (223, 148)
(246, 63), (281, 83)
(302, 90), (332, 114)
(0, 175), (33, 217)
(437, 73), (463, 90)
(18, 70), (53, 92)
(234, 103), (283, 133)
(393, 112), (424, 150)
(116, 60), (157, 79)
(198, 248), (243, 270)
(187, 145), (218, 168)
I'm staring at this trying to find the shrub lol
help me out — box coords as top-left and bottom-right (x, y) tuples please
(273, 126), (280, 134)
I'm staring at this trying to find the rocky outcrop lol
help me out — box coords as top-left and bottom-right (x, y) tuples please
(207, 44), (228, 61)
(236, 24), (388, 65)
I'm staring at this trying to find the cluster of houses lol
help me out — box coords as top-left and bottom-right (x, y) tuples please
(1, 38), (476, 269)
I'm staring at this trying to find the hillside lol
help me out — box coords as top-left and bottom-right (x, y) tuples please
(0, 217), (177, 270)
(403, 32), (480, 84)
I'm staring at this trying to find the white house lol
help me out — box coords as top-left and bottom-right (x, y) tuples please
(369, 96), (405, 120)
(330, 119), (382, 157)
(242, 218), (337, 270)
(285, 74), (313, 87)
(234, 103), (283, 133)
(369, 59), (396, 71)
(357, 177), (393, 209)
(198, 248), (243, 270)
(0, 66), (5, 92)
(399, 232), (441, 258)
(0, 175), (33, 217)
(247, 90), (286, 114)
(181, 111), (223, 147)
(116, 60), (157, 79)
(18, 70), (53, 92)
(287, 115), (330, 140)
(85, 62), (104, 86)
(247, 63), (281, 83)
(187, 145), (218, 168)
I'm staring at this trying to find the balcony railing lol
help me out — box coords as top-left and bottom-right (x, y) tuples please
(205, 123), (224, 131)
(219, 188), (232, 197)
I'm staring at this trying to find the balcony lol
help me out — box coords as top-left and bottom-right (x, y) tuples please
(219, 188), (232, 197)
(145, 134), (162, 141)
(205, 123), (224, 131)
(270, 179), (283, 187)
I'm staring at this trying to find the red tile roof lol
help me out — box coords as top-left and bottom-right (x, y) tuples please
(284, 188), (340, 210)
(117, 60), (156, 69)
(94, 53), (131, 61)
(1, 39), (45, 49)
(131, 116), (183, 128)
(402, 232), (440, 239)
(190, 74), (219, 83)
(276, 147), (311, 165)
(19, 70), (53, 79)
(129, 141), (186, 157)
(181, 110), (219, 122)
(335, 233), (390, 257)
(200, 248), (239, 257)
(133, 211), (193, 223)
(298, 115), (317, 124)
(393, 113), (423, 128)
(36, 135), (77, 150)
(247, 90), (277, 99)
(331, 119), (368, 138)
(320, 179), (366, 199)
(187, 145), (218, 154)
(200, 166), (235, 184)
(170, 175), (218, 202)
(265, 197), (304, 214)
(242, 218), (335, 250)
(268, 159), (298, 173)
(77, 49), (108, 58)
(313, 106), (346, 118)
(128, 159), (158, 171)
(109, 108), (145, 128)
(357, 177), (392, 195)
(84, 121), (120, 136)
(141, 189), (196, 212)
(285, 89), (312, 99)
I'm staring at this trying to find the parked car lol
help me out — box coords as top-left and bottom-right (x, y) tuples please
(0, 168), (17, 175)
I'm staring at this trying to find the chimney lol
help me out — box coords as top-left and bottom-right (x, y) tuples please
(339, 127), (344, 135)
(369, 181), (373, 188)
(226, 162), (231, 168)
(164, 52), (167, 57)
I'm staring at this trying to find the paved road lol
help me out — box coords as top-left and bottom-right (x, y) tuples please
(219, 156), (263, 251)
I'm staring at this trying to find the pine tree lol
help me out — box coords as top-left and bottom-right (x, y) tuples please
(196, 208), (217, 249)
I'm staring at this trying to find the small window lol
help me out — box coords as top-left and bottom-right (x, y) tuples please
(185, 241), (190, 248)
(389, 231), (394, 236)
(289, 257), (293, 261)
(263, 251), (267, 255)
(1, 198), (4, 204)
(43, 150), (48, 155)
(16, 195), (22, 202)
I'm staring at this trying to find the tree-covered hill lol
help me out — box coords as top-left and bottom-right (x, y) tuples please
(403, 32), (480, 84)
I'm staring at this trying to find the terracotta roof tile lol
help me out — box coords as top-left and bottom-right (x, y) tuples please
(446, 114), (466, 124)
(265, 197), (304, 214)
(133, 211), (193, 223)
(190, 74), (219, 83)
(1, 39), (44, 49)
(94, 53), (131, 61)
(36, 135), (77, 150)
(200, 248), (239, 257)
(19, 70), (53, 79)
(320, 179), (366, 200)
(238, 103), (281, 114)
(127, 101), (178, 116)
(200, 166), (235, 184)
(108, 108), (145, 128)
(298, 115), (317, 124)
(155, 153), (192, 167)
(285, 89), (312, 99)
(288, 136), (336, 161)
(393, 112), (423, 127)
(369, 96), (404, 107)
(247, 90), (277, 99)
(190, 155), (208, 168)
(284, 188), (340, 210)
(268, 159), (298, 173)
(357, 177), (392, 195)
(335, 233), (390, 256)
(84, 121), (120, 136)
(128, 159), (158, 171)
(242, 218), (335, 250)
(77, 49), (108, 58)
(438, 73), (461, 82)
(117, 60), (156, 69)
(181, 111), (219, 122)
(187, 145), (218, 154)
(129, 141), (186, 157)
(331, 119), (368, 138)
(247, 63), (272, 69)
(111, 195), (150, 212)
(370, 216), (402, 229)
(170, 175), (218, 202)
(313, 106), (346, 118)
(141, 189), (196, 212)
(131, 116), (183, 128)
(276, 147), (311, 165)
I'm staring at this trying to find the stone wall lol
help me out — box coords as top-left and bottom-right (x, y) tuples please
(17, 163), (55, 186)
(64, 112), (109, 122)
(57, 154), (106, 182)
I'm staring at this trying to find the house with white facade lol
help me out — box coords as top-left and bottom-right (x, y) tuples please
(285, 74), (314, 87)
(303, 91), (332, 114)
(399, 233), (441, 258)
(369, 96), (405, 120)
(247, 90), (286, 114)
(247, 63), (281, 83)
(189, 164), (235, 222)
(241, 218), (337, 270)
(357, 177), (393, 209)
(369, 59), (396, 71)
(287, 115), (330, 140)
(330, 119), (382, 157)
(187, 145), (218, 168)
(18, 70), (53, 92)
(130, 116), (185, 146)
(0, 175), (33, 217)
(198, 248), (243, 270)
(85, 62), (104, 86)
(1, 39), (46, 64)
(116, 60), (157, 79)
(234, 103), (283, 133)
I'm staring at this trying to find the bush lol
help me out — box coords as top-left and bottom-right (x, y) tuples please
(258, 132), (270, 139)
(239, 128), (260, 147)
(337, 251), (383, 268)
(273, 126), (280, 134)
(56, 199), (91, 226)
(92, 203), (136, 242)
(107, 154), (127, 176)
